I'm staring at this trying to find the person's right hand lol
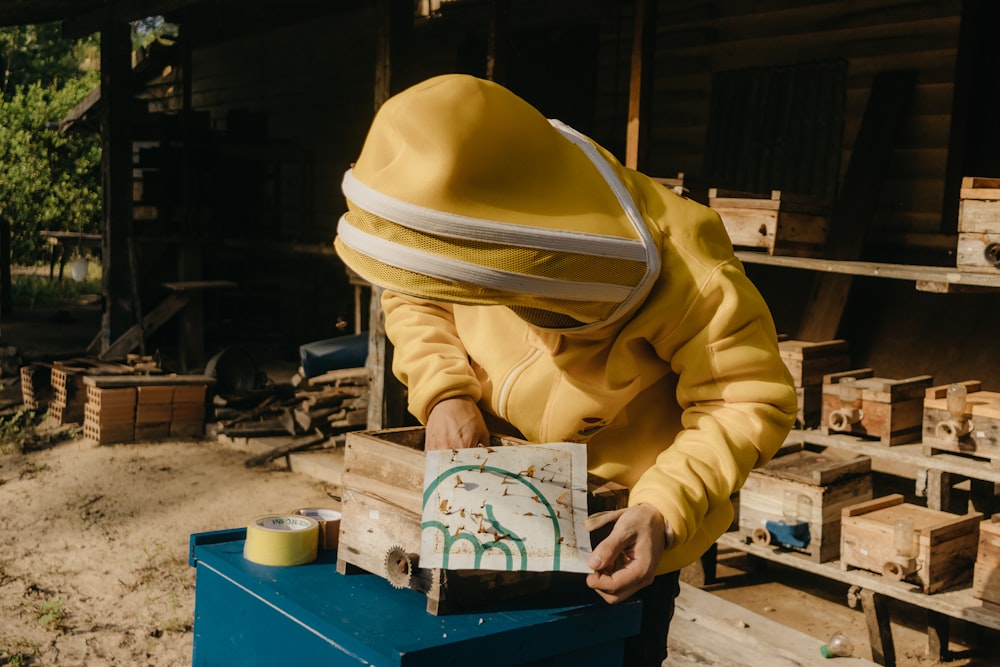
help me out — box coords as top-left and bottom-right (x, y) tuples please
(425, 396), (490, 451)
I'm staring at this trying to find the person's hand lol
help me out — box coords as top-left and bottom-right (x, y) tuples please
(585, 503), (673, 604)
(424, 396), (491, 451)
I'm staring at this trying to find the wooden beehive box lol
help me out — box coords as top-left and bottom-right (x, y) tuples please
(957, 176), (1000, 273)
(820, 369), (933, 446)
(708, 188), (830, 257)
(738, 443), (872, 563)
(973, 514), (1000, 611)
(779, 339), (851, 427)
(840, 494), (982, 594)
(922, 380), (1000, 461)
(336, 427), (628, 615)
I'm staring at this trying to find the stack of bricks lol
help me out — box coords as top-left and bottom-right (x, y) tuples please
(20, 364), (52, 411)
(83, 386), (137, 444)
(171, 384), (207, 437)
(82, 375), (212, 444)
(49, 366), (89, 424)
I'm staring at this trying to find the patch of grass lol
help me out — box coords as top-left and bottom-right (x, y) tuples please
(10, 262), (101, 310)
(36, 597), (65, 632)
(0, 637), (36, 666)
(0, 411), (79, 454)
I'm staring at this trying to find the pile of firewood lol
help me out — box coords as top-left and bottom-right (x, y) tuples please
(208, 367), (369, 467)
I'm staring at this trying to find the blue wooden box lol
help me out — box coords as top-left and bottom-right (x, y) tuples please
(189, 529), (642, 666)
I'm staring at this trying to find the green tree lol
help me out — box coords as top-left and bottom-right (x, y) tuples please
(0, 24), (101, 264)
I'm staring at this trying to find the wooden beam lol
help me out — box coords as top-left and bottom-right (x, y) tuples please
(796, 70), (916, 341)
(859, 588), (896, 667)
(368, 0), (415, 431)
(99, 19), (135, 354)
(625, 0), (657, 171)
(100, 291), (191, 360)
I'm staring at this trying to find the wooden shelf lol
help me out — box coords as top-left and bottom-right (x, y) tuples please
(717, 532), (1000, 632)
(735, 251), (1000, 292)
(788, 429), (1000, 485)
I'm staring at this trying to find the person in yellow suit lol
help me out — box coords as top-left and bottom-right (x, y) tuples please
(335, 74), (797, 665)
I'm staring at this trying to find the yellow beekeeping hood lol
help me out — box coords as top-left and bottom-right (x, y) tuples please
(335, 74), (660, 331)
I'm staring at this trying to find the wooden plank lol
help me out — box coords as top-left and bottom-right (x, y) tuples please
(100, 291), (192, 360)
(84, 374), (215, 387)
(859, 588), (896, 667)
(626, 0), (657, 171)
(665, 582), (879, 666)
(796, 70), (917, 342)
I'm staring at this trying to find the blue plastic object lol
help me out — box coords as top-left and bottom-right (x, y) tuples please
(764, 519), (812, 549)
(298, 332), (368, 378)
(189, 530), (642, 666)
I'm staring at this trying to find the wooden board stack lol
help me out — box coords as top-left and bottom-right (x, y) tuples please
(708, 188), (830, 257)
(820, 369), (934, 445)
(738, 443), (872, 563)
(778, 339), (851, 427)
(956, 176), (1000, 273)
(840, 494), (982, 594)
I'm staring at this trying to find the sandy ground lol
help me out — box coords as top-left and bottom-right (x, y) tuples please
(0, 436), (338, 666)
(0, 302), (996, 666)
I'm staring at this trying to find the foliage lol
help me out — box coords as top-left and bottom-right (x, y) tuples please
(0, 24), (102, 264)
(36, 597), (65, 632)
(10, 267), (102, 309)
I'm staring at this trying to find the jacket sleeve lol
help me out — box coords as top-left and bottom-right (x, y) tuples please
(629, 258), (798, 572)
(381, 290), (483, 423)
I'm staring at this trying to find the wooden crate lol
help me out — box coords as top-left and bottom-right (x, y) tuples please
(820, 369), (933, 446)
(922, 380), (1000, 461)
(738, 444), (872, 562)
(973, 514), (1000, 610)
(779, 339), (851, 427)
(708, 188), (830, 257)
(840, 494), (982, 594)
(336, 426), (628, 615)
(957, 176), (1000, 273)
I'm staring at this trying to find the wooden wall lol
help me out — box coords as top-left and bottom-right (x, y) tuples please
(140, 0), (1000, 389)
(645, 0), (965, 250)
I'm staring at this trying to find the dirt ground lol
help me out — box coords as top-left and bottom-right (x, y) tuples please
(0, 303), (996, 666)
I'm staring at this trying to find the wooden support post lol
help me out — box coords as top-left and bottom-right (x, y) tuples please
(625, 0), (657, 171)
(927, 610), (951, 662)
(99, 19), (135, 353)
(796, 70), (916, 341)
(860, 588), (896, 667)
(368, 0), (416, 430)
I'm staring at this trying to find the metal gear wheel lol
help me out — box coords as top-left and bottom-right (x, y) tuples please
(384, 545), (416, 589)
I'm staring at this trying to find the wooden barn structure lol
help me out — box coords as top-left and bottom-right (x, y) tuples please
(3, 2), (1000, 663)
(0, 0), (997, 384)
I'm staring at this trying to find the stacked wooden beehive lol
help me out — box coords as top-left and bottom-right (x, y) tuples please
(778, 339), (851, 428)
(708, 188), (830, 257)
(956, 176), (1000, 273)
(738, 443), (872, 563)
(820, 369), (934, 446)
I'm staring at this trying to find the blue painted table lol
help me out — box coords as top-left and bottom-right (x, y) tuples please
(189, 529), (642, 666)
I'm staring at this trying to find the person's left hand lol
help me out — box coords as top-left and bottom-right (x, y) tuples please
(585, 503), (672, 604)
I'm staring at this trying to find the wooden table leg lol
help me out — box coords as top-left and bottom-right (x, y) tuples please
(860, 588), (896, 666)
(927, 610), (950, 662)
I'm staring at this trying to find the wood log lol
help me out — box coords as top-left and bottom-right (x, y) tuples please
(244, 431), (328, 467)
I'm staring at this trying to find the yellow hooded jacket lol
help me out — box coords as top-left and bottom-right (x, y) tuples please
(336, 74), (798, 574)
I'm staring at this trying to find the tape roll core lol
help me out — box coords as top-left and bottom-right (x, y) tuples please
(243, 514), (320, 566)
(293, 508), (342, 551)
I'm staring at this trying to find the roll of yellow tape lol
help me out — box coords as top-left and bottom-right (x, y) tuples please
(292, 508), (342, 551)
(243, 514), (319, 566)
